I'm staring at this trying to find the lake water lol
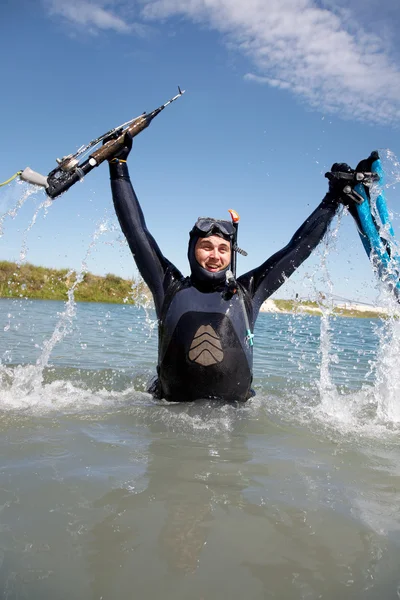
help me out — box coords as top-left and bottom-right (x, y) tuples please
(1, 297), (400, 599)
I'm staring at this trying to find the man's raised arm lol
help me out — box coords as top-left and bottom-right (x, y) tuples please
(109, 133), (182, 317)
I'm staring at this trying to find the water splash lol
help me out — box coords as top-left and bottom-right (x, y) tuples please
(380, 149), (400, 191)
(312, 152), (400, 434)
(364, 151), (400, 424)
(128, 273), (157, 339)
(37, 219), (111, 371)
(0, 371), (146, 414)
(0, 182), (39, 237)
(315, 211), (341, 404)
(0, 218), (114, 406)
(18, 197), (53, 264)
(372, 317), (400, 424)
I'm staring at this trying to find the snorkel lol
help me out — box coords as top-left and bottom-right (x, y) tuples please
(226, 210), (254, 347)
(228, 209), (240, 278)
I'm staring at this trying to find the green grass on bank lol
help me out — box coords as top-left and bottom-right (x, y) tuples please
(0, 261), (149, 304)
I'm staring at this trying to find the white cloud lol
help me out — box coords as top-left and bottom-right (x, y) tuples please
(139, 0), (400, 124)
(44, 0), (400, 123)
(46, 0), (131, 33)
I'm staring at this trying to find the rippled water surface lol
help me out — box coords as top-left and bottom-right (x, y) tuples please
(1, 298), (400, 599)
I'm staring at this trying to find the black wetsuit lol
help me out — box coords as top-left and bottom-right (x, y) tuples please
(110, 162), (340, 402)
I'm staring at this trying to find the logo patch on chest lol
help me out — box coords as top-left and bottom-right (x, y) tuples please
(188, 325), (224, 366)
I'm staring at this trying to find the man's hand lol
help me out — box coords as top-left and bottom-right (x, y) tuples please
(355, 151), (379, 175)
(325, 162), (358, 205)
(325, 153), (379, 205)
(104, 130), (133, 162)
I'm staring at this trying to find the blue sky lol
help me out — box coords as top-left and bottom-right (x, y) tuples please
(1, 0), (400, 303)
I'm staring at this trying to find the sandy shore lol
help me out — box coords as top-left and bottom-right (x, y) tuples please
(260, 299), (389, 315)
(260, 299), (283, 313)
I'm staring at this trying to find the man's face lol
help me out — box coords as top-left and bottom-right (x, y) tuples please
(194, 235), (231, 272)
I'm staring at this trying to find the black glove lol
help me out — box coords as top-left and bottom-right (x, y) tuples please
(106, 131), (133, 180)
(103, 130), (133, 162)
(352, 151), (380, 202)
(325, 162), (356, 205)
(355, 150), (379, 175)
(325, 152), (380, 205)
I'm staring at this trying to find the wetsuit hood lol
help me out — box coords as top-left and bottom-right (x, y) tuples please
(188, 217), (234, 288)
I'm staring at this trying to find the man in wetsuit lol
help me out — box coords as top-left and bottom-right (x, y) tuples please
(108, 134), (348, 403)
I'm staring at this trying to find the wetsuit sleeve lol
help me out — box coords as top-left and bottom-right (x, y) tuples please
(109, 161), (182, 317)
(238, 193), (340, 313)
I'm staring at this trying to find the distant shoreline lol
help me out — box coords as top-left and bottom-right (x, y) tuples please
(261, 299), (388, 319)
(0, 261), (388, 318)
